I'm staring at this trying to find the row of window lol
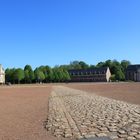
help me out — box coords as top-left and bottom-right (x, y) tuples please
(70, 71), (106, 75)
(71, 75), (106, 78)
(71, 77), (106, 81)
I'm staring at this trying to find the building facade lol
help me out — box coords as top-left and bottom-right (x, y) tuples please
(126, 65), (140, 82)
(68, 67), (111, 82)
(0, 64), (5, 84)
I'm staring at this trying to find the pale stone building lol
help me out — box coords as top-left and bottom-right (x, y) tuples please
(0, 64), (5, 84)
(68, 67), (111, 82)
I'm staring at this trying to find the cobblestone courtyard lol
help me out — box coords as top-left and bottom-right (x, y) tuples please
(46, 86), (140, 140)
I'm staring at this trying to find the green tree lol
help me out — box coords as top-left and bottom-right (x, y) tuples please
(70, 61), (82, 69)
(104, 60), (112, 68)
(115, 69), (125, 81)
(110, 60), (121, 74)
(79, 61), (89, 69)
(121, 60), (131, 73)
(38, 65), (55, 83)
(24, 65), (34, 83)
(38, 65), (49, 82)
(24, 65), (32, 71)
(28, 70), (35, 83)
(13, 68), (25, 84)
(90, 65), (96, 69)
(63, 69), (71, 81)
(5, 68), (12, 83)
(34, 68), (45, 83)
(96, 60), (126, 81)
(96, 62), (105, 68)
(39, 71), (45, 82)
(52, 68), (58, 82)
(110, 61), (125, 81)
(110, 74), (116, 82)
(59, 65), (70, 70)
(5, 68), (18, 84)
(24, 70), (30, 83)
(52, 67), (71, 82)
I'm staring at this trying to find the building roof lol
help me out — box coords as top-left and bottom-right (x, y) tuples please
(126, 65), (140, 71)
(68, 67), (109, 74)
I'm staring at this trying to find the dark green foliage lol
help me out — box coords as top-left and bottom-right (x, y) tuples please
(96, 59), (127, 81)
(52, 67), (71, 82)
(34, 68), (45, 83)
(63, 69), (71, 81)
(24, 65), (34, 83)
(5, 68), (16, 83)
(28, 70), (35, 83)
(68, 61), (89, 69)
(90, 65), (96, 69)
(79, 61), (89, 69)
(121, 60), (131, 73)
(13, 68), (25, 84)
(115, 69), (125, 81)
(24, 65), (32, 71)
(110, 74), (116, 82)
(96, 62), (105, 68)
(24, 70), (30, 83)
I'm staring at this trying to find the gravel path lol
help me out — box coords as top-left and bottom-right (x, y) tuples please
(46, 86), (140, 140)
(0, 86), (60, 140)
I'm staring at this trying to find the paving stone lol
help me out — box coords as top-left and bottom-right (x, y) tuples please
(96, 133), (108, 137)
(127, 136), (136, 140)
(45, 86), (140, 139)
(84, 134), (96, 138)
(128, 131), (138, 136)
(64, 133), (72, 138)
(118, 130), (126, 134)
(135, 135), (140, 139)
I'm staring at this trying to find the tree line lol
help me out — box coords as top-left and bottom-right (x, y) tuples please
(5, 59), (131, 84)
(5, 65), (70, 84)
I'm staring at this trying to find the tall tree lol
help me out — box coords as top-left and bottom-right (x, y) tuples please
(63, 69), (71, 81)
(24, 65), (34, 83)
(104, 60), (112, 68)
(121, 60), (131, 73)
(34, 68), (45, 83)
(24, 70), (30, 83)
(13, 68), (25, 84)
(70, 61), (81, 69)
(90, 65), (96, 69)
(5, 68), (17, 84)
(24, 65), (32, 71)
(79, 61), (89, 69)
(96, 62), (105, 68)
(115, 69), (125, 81)
(28, 70), (35, 83)
(5, 68), (12, 83)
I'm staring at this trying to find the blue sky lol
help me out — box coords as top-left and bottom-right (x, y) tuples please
(0, 0), (140, 69)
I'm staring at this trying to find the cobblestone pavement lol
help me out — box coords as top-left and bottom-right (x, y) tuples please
(46, 86), (140, 140)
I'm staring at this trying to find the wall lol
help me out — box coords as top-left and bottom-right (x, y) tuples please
(0, 65), (5, 84)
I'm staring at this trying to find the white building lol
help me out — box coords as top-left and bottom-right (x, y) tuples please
(0, 64), (5, 84)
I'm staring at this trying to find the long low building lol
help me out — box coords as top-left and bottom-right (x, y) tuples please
(0, 64), (5, 84)
(68, 67), (111, 82)
(126, 65), (140, 82)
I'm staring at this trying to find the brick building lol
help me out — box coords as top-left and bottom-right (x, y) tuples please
(68, 67), (111, 82)
(126, 65), (140, 82)
(0, 64), (5, 84)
